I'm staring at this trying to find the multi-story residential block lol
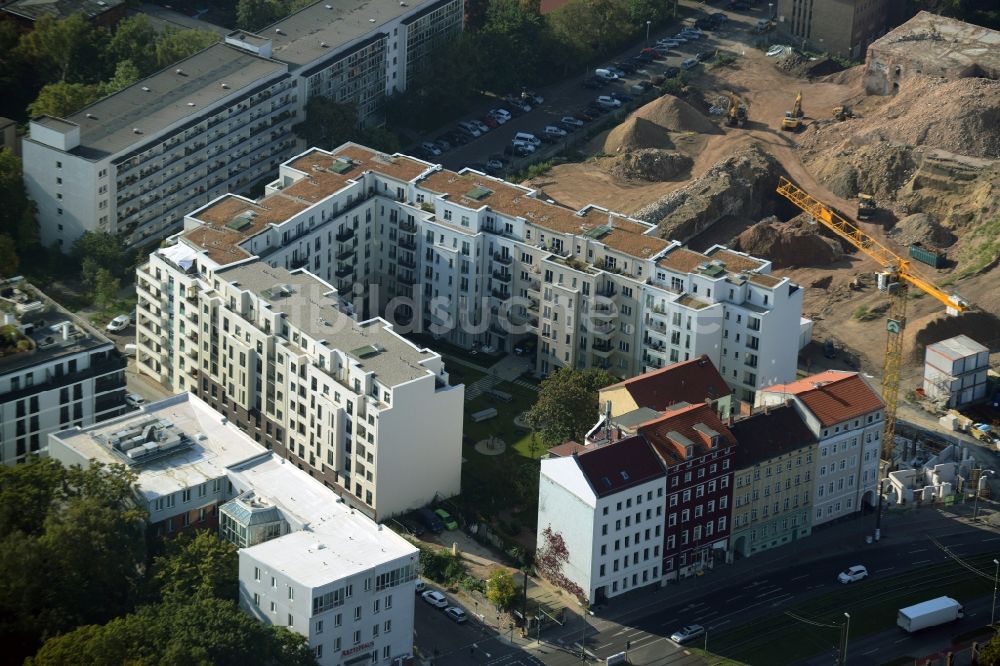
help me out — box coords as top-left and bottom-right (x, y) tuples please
(728, 405), (816, 559)
(922, 334), (989, 409)
(140, 143), (804, 403)
(136, 239), (464, 520)
(776, 0), (893, 60)
(538, 434), (667, 603)
(757, 371), (884, 527)
(1, 276), (127, 465)
(599, 353), (733, 421)
(227, 453), (418, 666)
(48, 392), (267, 534)
(637, 403), (735, 580)
(23, 0), (463, 251)
(48, 392), (418, 666)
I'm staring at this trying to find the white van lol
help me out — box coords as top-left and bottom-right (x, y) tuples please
(514, 131), (541, 146)
(511, 139), (536, 153)
(595, 68), (618, 80)
(123, 343), (137, 357)
(681, 57), (699, 70)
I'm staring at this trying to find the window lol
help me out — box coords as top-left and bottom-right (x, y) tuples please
(384, 619), (392, 633)
(354, 606), (362, 620)
(315, 620), (324, 634)
(253, 593), (260, 606)
(254, 567), (261, 582)
(287, 614), (293, 627)
(315, 646), (323, 659)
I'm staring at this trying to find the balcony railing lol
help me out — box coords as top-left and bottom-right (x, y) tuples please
(335, 266), (353, 278)
(336, 228), (355, 242)
(492, 271), (512, 283)
(336, 248), (356, 261)
(491, 290), (511, 301)
(399, 220), (417, 233)
(399, 238), (417, 251)
(493, 253), (513, 265)
(397, 256), (416, 269)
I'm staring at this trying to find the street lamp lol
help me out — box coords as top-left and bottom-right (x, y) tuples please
(992, 559), (999, 626)
(973, 470), (995, 521)
(645, 20), (652, 46)
(838, 613), (851, 666)
(874, 475), (890, 542)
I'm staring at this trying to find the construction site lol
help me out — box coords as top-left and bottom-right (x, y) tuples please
(526, 12), (1000, 446)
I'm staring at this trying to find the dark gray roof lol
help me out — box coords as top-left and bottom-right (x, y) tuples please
(56, 43), (286, 159)
(2, 0), (125, 22)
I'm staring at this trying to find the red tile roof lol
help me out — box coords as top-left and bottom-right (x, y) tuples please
(573, 435), (665, 498)
(602, 355), (731, 412)
(763, 371), (884, 427)
(638, 403), (736, 467)
(547, 441), (589, 457)
(730, 405), (816, 468)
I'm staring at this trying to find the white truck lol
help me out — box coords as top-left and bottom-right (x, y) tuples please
(897, 597), (964, 633)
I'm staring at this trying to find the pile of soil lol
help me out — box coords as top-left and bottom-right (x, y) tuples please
(811, 143), (917, 201)
(887, 213), (957, 249)
(607, 149), (693, 181)
(733, 214), (843, 268)
(633, 95), (718, 134)
(604, 117), (674, 153)
(774, 52), (806, 74)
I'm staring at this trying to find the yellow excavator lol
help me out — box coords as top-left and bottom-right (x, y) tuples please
(832, 105), (854, 121)
(726, 93), (748, 128)
(776, 177), (969, 539)
(781, 91), (802, 131)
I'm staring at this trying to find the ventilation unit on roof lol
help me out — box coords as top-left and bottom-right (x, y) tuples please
(325, 3), (332, 7)
(320, 41), (328, 47)
(133, 128), (142, 134)
(369, 18), (376, 22)
(141, 86), (150, 92)
(85, 113), (95, 119)
(221, 82), (230, 89)
(175, 68), (184, 75)
(187, 102), (196, 107)
(275, 28), (283, 34)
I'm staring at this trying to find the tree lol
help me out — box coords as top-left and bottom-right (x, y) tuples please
(236, 0), (287, 30)
(475, 0), (546, 91)
(27, 81), (102, 118)
(526, 368), (617, 445)
(0, 150), (38, 248)
(71, 231), (130, 278)
(153, 29), (219, 71)
(106, 14), (159, 76)
(297, 97), (360, 150)
(152, 531), (239, 603)
(26, 597), (316, 666)
(15, 13), (105, 84)
(0, 235), (18, 277)
(535, 526), (585, 601)
(99, 60), (141, 96)
(485, 568), (519, 610)
(979, 630), (1000, 666)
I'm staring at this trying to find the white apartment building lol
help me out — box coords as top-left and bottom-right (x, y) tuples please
(23, 0), (464, 251)
(137, 143), (804, 403)
(537, 435), (667, 603)
(136, 231), (464, 520)
(757, 371), (884, 526)
(227, 454), (418, 666)
(1, 277), (127, 465)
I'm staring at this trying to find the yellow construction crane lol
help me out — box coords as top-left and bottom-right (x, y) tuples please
(775, 177), (968, 463)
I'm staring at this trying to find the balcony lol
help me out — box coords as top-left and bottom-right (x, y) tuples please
(592, 303), (615, 318)
(527, 298), (539, 312)
(397, 256), (416, 269)
(644, 337), (666, 352)
(527, 279), (540, 293)
(398, 273), (417, 286)
(592, 340), (613, 356)
(491, 289), (511, 301)
(399, 238), (417, 251)
(492, 271), (512, 283)
(597, 284), (615, 298)
(592, 321), (614, 337)
(336, 228), (355, 242)
(493, 253), (513, 265)
(399, 220), (417, 234)
(335, 266), (353, 278)
(336, 248), (356, 261)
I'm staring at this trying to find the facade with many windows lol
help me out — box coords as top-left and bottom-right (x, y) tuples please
(0, 277), (127, 465)
(757, 371), (884, 527)
(23, 0), (464, 252)
(138, 144), (804, 404)
(729, 405), (816, 559)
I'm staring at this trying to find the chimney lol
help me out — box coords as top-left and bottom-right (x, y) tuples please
(604, 400), (612, 441)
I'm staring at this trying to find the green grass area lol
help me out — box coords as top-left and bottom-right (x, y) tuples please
(445, 363), (487, 388)
(462, 382), (542, 462)
(959, 216), (1000, 277)
(710, 552), (1000, 665)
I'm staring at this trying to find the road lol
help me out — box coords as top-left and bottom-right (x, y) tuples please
(530, 523), (999, 665)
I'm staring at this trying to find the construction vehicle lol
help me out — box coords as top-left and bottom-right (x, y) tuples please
(726, 93), (748, 127)
(781, 91), (803, 131)
(857, 193), (876, 220)
(776, 177), (968, 478)
(832, 105), (854, 121)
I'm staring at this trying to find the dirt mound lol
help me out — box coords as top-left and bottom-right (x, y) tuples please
(608, 149), (693, 181)
(774, 52), (805, 74)
(604, 117), (674, 153)
(633, 95), (718, 134)
(812, 143), (916, 201)
(733, 214), (843, 268)
(888, 213), (957, 249)
(634, 143), (786, 241)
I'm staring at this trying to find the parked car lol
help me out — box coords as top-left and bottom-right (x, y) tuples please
(710, 12), (728, 25)
(561, 116), (584, 127)
(607, 67), (626, 78)
(445, 607), (468, 624)
(445, 130), (469, 145)
(106, 315), (131, 333)
(610, 92), (631, 103)
(505, 96), (532, 113)
(671, 34), (688, 43)
(457, 121), (481, 137)
(510, 141), (535, 156)
(838, 565), (868, 584)
(421, 590), (449, 608)
(614, 61), (637, 74)
(125, 393), (145, 408)
(489, 108), (511, 123)
(420, 141), (442, 156)
(696, 50), (715, 62)
(433, 136), (451, 151)
(596, 95), (621, 108)
(658, 38), (682, 48)
(544, 125), (568, 138)
(634, 52), (653, 63)
(649, 74), (666, 86)
(663, 66), (680, 78)
(123, 343), (137, 357)
(681, 57), (699, 70)
(683, 27), (704, 37)
(414, 578), (426, 593)
(472, 119), (490, 134)
(416, 508), (445, 534)
(522, 89), (544, 104)
(434, 508), (458, 530)
(486, 158), (505, 171)
(480, 115), (499, 129)
(574, 110), (594, 122)
(670, 624), (706, 645)
(639, 48), (663, 60)
(399, 517), (425, 536)
(694, 17), (714, 30)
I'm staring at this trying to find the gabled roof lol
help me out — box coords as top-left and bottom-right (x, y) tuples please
(762, 371), (884, 427)
(601, 354), (731, 412)
(730, 405), (816, 469)
(573, 435), (665, 498)
(638, 402), (736, 467)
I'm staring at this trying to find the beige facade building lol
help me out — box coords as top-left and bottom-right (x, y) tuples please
(776, 0), (893, 60)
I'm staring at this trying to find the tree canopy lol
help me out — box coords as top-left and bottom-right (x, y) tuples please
(526, 368), (618, 445)
(486, 568), (519, 610)
(151, 531), (239, 603)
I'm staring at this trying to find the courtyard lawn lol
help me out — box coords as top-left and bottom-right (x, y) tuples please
(444, 362), (487, 388)
(463, 381), (543, 461)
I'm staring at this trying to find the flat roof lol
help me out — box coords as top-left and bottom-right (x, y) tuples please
(0, 279), (114, 376)
(264, 0), (443, 69)
(50, 393), (268, 499)
(869, 11), (1000, 78)
(927, 334), (989, 360)
(2, 0), (125, 21)
(50, 43), (286, 159)
(222, 262), (438, 386)
(229, 454), (417, 586)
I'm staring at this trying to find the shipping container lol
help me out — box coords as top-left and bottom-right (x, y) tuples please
(909, 243), (945, 268)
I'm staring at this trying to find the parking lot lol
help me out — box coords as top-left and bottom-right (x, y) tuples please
(421, 7), (756, 177)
